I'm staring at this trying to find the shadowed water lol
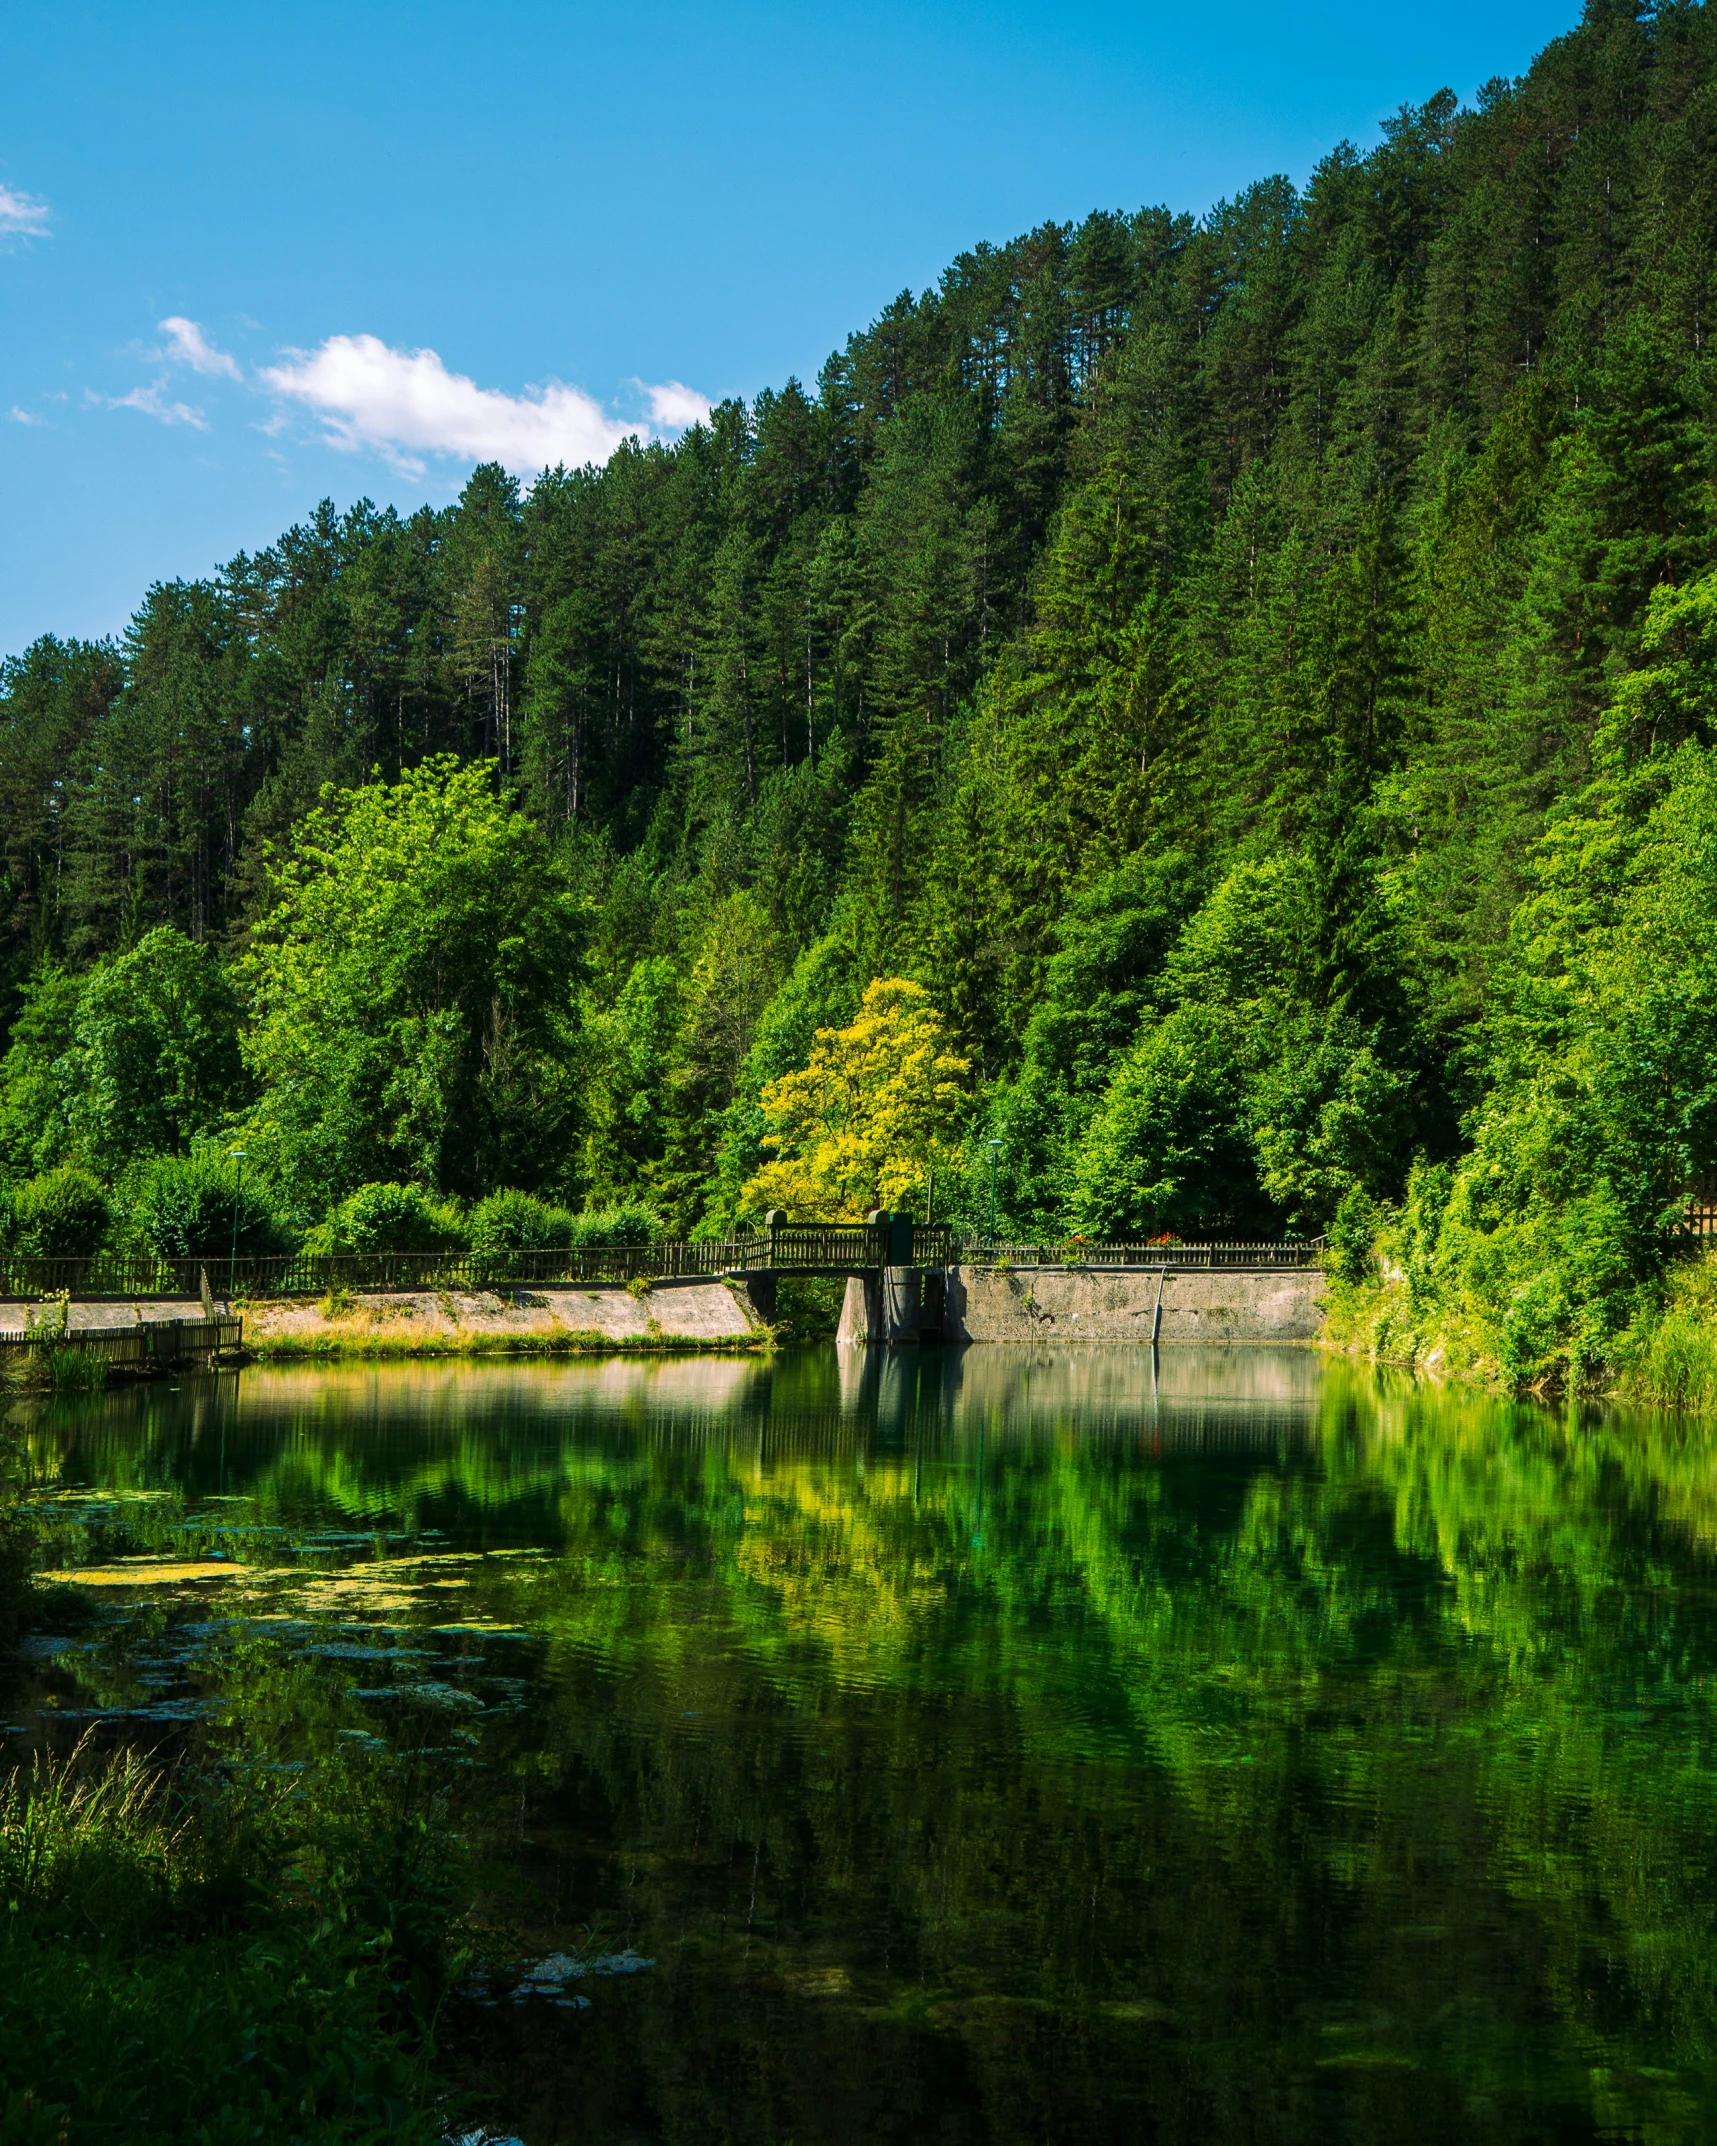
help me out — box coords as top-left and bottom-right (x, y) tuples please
(10, 1344), (1717, 2143)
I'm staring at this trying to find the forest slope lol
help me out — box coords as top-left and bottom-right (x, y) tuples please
(6, 0), (1717, 1388)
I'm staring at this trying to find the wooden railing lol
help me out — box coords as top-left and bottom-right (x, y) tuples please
(1677, 1179), (1717, 1237)
(0, 1246), (743, 1300)
(0, 1315), (242, 1369)
(964, 1240), (1323, 1270)
(0, 1226), (1310, 1302)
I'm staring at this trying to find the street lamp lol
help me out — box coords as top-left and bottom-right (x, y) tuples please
(228, 1150), (247, 1296)
(986, 1139), (1002, 1248)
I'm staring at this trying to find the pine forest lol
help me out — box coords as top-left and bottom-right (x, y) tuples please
(8, 0), (1717, 1393)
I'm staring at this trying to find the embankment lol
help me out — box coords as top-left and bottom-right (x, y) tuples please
(839, 1264), (1325, 1345)
(224, 1279), (761, 1357)
(946, 1264), (1323, 1342)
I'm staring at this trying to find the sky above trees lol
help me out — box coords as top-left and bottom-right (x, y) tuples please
(1, 0), (1574, 658)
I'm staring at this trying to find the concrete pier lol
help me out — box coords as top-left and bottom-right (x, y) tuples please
(839, 1262), (1323, 1345)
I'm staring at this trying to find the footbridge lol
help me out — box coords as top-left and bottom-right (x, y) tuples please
(0, 1214), (1323, 1347)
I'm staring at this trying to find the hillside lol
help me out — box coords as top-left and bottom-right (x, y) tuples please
(5, 0), (1717, 1387)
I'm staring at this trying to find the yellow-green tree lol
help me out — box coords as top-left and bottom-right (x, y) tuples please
(743, 978), (969, 1219)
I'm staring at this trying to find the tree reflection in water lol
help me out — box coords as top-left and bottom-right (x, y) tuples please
(14, 1346), (1717, 2144)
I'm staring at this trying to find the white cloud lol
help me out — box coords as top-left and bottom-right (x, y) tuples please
(159, 316), (241, 380)
(98, 380), (208, 429)
(9, 406), (43, 426)
(0, 183), (50, 237)
(645, 379), (713, 430)
(260, 333), (699, 476)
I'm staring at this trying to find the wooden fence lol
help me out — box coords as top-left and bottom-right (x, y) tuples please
(0, 1226), (1306, 1303)
(0, 1315), (243, 1373)
(965, 1241), (1323, 1271)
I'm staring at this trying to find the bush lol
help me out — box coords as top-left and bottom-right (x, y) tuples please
(1616, 1250), (1717, 1411)
(8, 1168), (109, 1259)
(307, 1181), (466, 1256)
(125, 1151), (285, 1262)
(467, 1187), (578, 1253)
(1327, 1186), (1384, 1286)
(566, 1201), (659, 1248)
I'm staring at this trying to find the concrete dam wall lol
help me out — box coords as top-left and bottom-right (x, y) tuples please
(838, 1263), (1325, 1346)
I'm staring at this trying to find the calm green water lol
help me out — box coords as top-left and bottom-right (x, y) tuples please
(11, 1344), (1717, 2144)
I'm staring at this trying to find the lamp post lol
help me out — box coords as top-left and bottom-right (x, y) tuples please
(228, 1150), (247, 1297)
(986, 1139), (1002, 1248)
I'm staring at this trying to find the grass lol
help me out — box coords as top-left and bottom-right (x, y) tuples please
(1614, 1251), (1717, 1411)
(44, 1344), (109, 1392)
(251, 1323), (765, 1360)
(0, 1343), (112, 1397)
(0, 1465), (477, 2142)
(0, 1733), (464, 2144)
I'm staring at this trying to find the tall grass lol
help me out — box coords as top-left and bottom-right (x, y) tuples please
(44, 1343), (108, 1391)
(1615, 1252), (1717, 1412)
(0, 1731), (465, 2143)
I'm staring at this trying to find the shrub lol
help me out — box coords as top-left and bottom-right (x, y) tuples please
(467, 1188), (578, 1253)
(1327, 1186), (1383, 1286)
(307, 1181), (466, 1256)
(566, 1201), (659, 1248)
(8, 1168), (109, 1259)
(125, 1151), (285, 1262)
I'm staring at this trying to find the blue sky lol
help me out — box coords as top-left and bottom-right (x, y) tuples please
(2, 0), (1577, 661)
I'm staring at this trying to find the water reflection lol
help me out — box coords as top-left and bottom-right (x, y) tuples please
(13, 1346), (1717, 2143)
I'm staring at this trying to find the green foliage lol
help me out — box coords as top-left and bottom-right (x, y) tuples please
(43, 1346), (107, 1391)
(567, 1200), (660, 1247)
(0, 1433), (35, 1644)
(0, 933), (244, 1179)
(771, 1274), (848, 1342)
(1327, 1185), (1384, 1286)
(468, 1186), (577, 1252)
(1056, 852), (1425, 1241)
(986, 848), (1204, 1234)
(67, 927), (246, 1172)
(123, 1149), (285, 1262)
(1, 8), (1716, 1352)
(465, 1185), (661, 1252)
(308, 1181), (467, 1257)
(0, 968), (80, 1173)
(706, 933), (863, 1234)
(7, 1166), (108, 1258)
(0, 1729), (460, 2144)
(1385, 722), (1717, 1386)
(242, 756), (581, 1213)
(577, 955), (681, 1199)
(1617, 1251), (1717, 1412)
(1069, 1004), (1265, 1239)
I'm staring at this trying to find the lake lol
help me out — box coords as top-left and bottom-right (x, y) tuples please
(8, 1343), (1717, 2144)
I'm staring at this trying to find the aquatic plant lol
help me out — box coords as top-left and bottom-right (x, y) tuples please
(44, 1346), (106, 1393)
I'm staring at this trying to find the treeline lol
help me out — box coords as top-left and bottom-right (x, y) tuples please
(6, 0), (1717, 1380)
